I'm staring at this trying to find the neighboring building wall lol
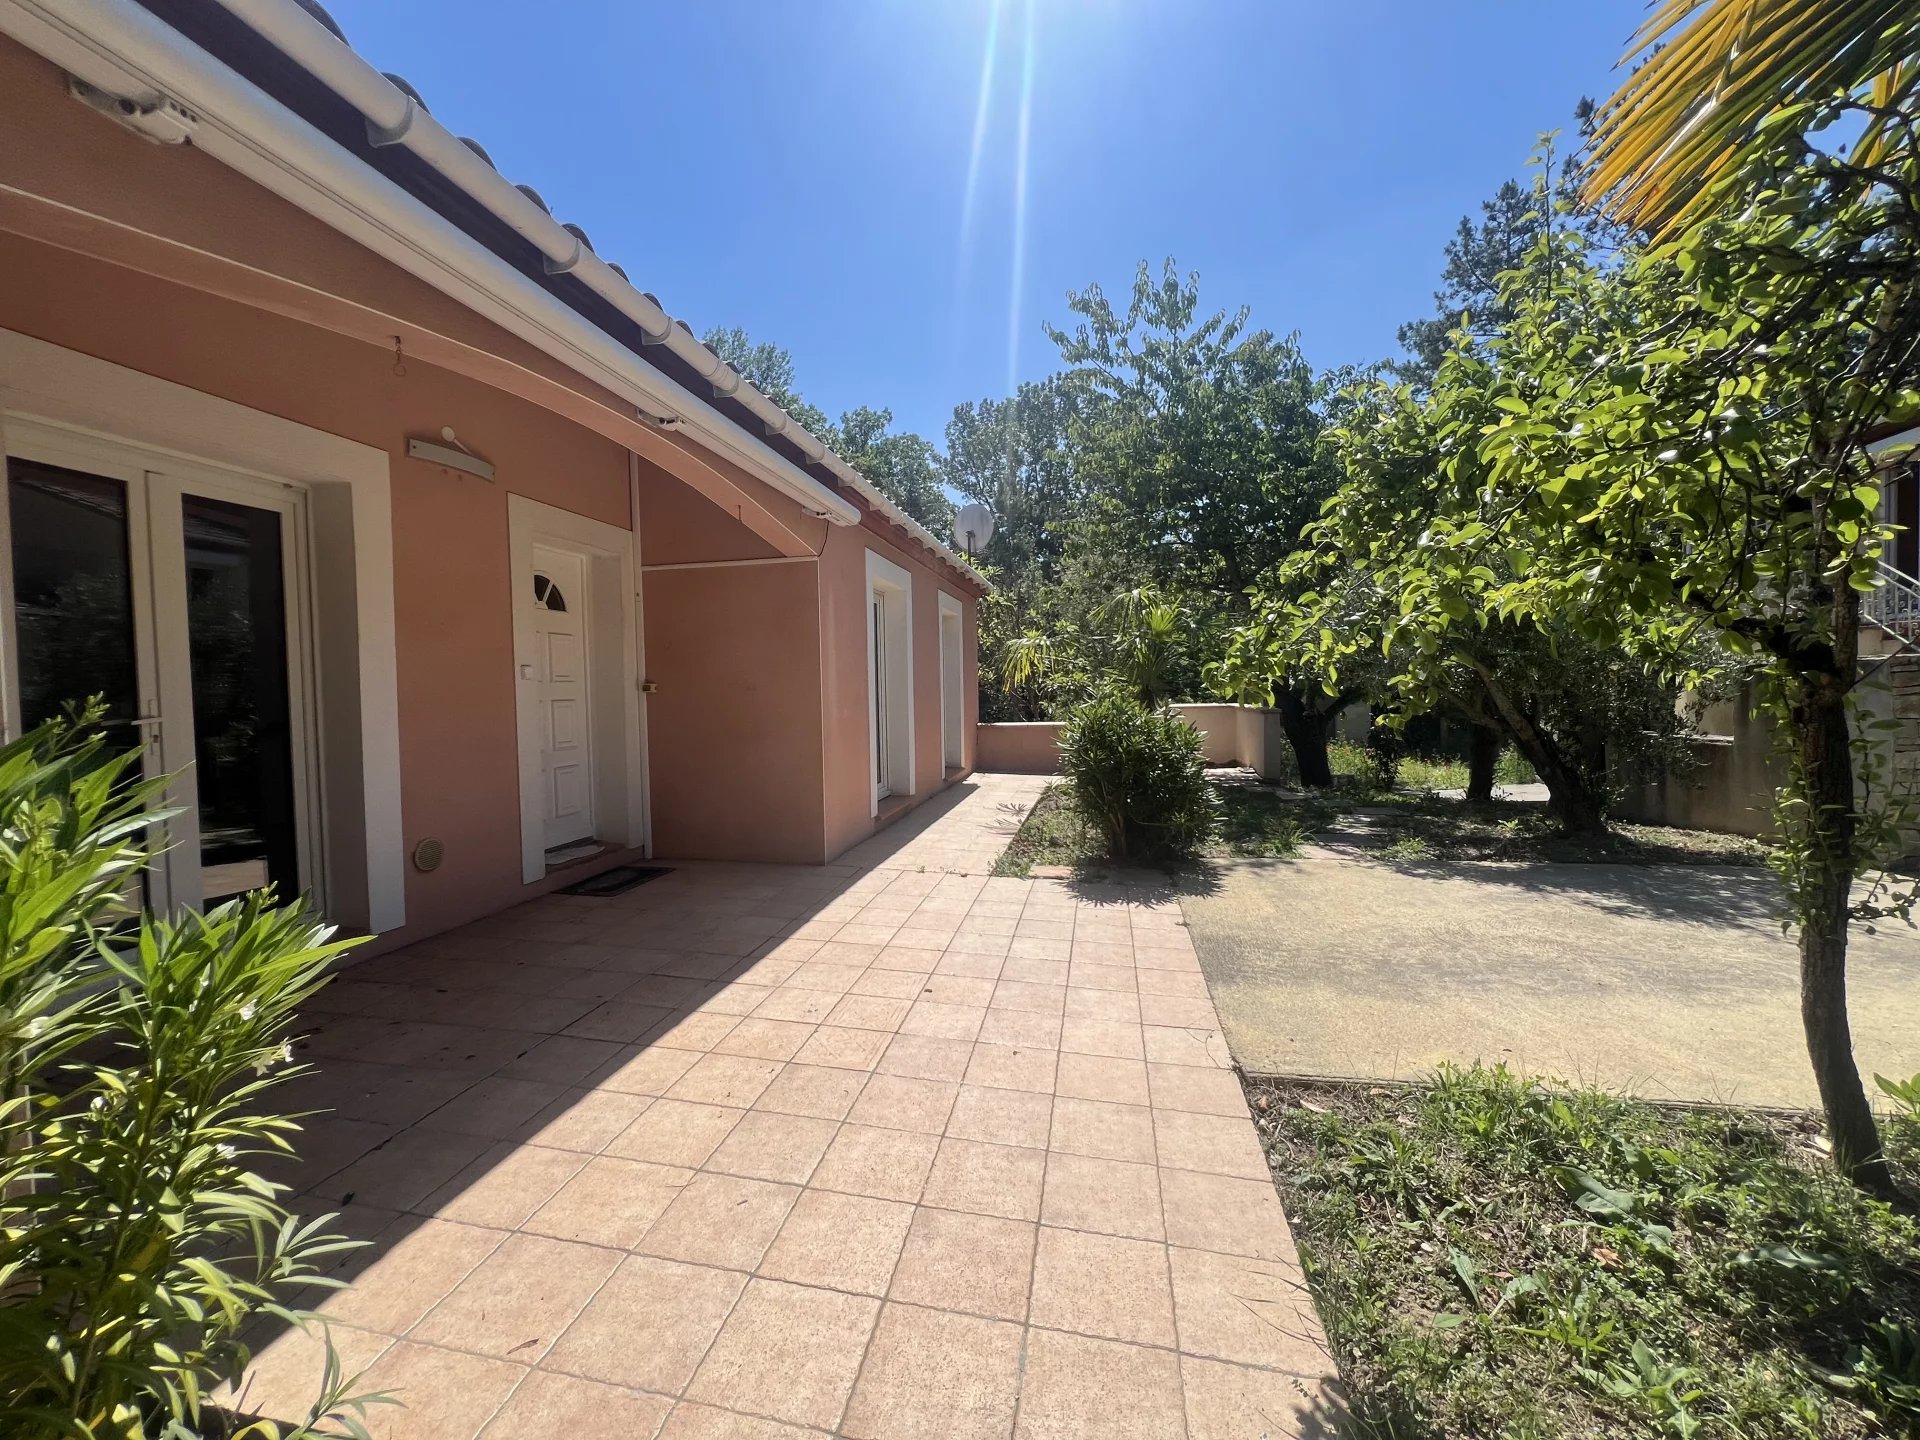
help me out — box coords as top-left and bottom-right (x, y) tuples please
(978, 706), (1288, 780)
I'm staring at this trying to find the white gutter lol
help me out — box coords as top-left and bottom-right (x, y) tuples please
(0, 0), (861, 527)
(204, 0), (984, 584)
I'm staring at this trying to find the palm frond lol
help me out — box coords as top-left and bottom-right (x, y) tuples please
(1584, 0), (1920, 230)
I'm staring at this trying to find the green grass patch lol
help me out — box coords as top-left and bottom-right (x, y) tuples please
(990, 780), (1307, 875)
(1329, 739), (1539, 792)
(1251, 1066), (1920, 1439)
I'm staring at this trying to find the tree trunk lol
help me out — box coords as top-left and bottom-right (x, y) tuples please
(1466, 724), (1501, 802)
(1789, 642), (1893, 1194)
(1275, 687), (1336, 788)
(1472, 672), (1607, 835)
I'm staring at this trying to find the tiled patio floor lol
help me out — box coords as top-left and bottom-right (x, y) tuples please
(234, 776), (1340, 1439)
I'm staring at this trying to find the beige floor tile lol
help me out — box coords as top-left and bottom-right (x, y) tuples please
(1169, 1247), (1330, 1372)
(685, 1278), (880, 1429)
(757, 1188), (914, 1295)
(544, 1254), (747, 1393)
(1006, 936), (1070, 962)
(1029, 1226), (1176, 1347)
(826, 993), (912, 1031)
(792, 1024), (890, 1071)
(598, 1045), (703, 1096)
(321, 1128), (496, 1212)
(223, 1321), (392, 1430)
(846, 1073), (959, 1134)
(964, 1042), (1057, 1095)
(650, 1011), (743, 1053)
(1062, 987), (1141, 1024)
(703, 1111), (838, 1184)
(1053, 1053), (1151, 1107)
(423, 1142), (587, 1229)
(1147, 1062), (1250, 1118)
(788, 960), (868, 993)
(1153, 1109), (1270, 1179)
(411, 1233), (619, 1361)
(319, 1218), (506, 1334)
(810, 1123), (940, 1202)
(1143, 1024), (1232, 1068)
(1159, 1169), (1297, 1261)
(605, 1099), (745, 1168)
(1059, 1017), (1146, 1061)
(638, 1172), (800, 1269)
(352, 1340), (525, 1440)
(977, 1008), (1061, 1049)
(1181, 1354), (1342, 1440)
(522, 1157), (693, 1248)
(1049, 1096), (1156, 1164)
(1137, 993), (1219, 1028)
(1041, 1152), (1164, 1240)
(498, 1035), (627, 1086)
(841, 1303), (1022, 1440)
(417, 1077), (571, 1139)
(750, 986), (839, 1024)
(988, 979), (1065, 1016)
(898, 999), (986, 1041)
(666, 1053), (784, 1108)
(878, 1032), (975, 1082)
(919, 974), (996, 1007)
(477, 1368), (673, 1439)
(1135, 968), (1210, 999)
(871, 943), (942, 970)
(1013, 1329), (1184, 1440)
(1000, 956), (1069, 986)
(697, 982), (777, 1017)
(1067, 961), (1137, 993)
(712, 1017), (814, 1062)
(565, 1000), (676, 1045)
(849, 967), (928, 999)
(945, 1084), (1053, 1149)
(920, 1137), (1046, 1221)
(655, 1401), (818, 1438)
(524, 1089), (657, 1153)
(752, 1062), (867, 1120)
(887, 1207), (1033, 1321)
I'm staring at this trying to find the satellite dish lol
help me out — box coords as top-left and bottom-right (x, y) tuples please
(953, 502), (995, 556)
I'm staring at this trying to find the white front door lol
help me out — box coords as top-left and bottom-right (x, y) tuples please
(528, 545), (594, 849)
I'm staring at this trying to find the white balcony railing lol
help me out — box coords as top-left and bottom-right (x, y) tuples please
(1865, 556), (1920, 639)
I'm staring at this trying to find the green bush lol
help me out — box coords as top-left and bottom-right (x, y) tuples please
(0, 709), (379, 1439)
(1059, 692), (1217, 861)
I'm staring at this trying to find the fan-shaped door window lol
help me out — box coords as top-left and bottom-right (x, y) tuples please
(532, 571), (568, 611)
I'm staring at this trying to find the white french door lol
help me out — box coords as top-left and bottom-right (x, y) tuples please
(1, 420), (319, 913)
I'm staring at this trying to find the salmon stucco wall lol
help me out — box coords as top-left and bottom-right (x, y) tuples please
(0, 232), (638, 943)
(642, 560), (829, 862)
(817, 521), (979, 860)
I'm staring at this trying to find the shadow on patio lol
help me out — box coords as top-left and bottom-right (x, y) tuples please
(228, 772), (1339, 1438)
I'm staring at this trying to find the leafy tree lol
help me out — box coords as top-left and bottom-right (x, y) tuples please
(944, 377), (1082, 587)
(1047, 259), (1338, 602)
(1394, 180), (1550, 386)
(835, 405), (955, 534)
(702, 327), (954, 533)
(1584, 0), (1920, 232)
(701, 325), (835, 438)
(1359, 119), (1920, 1190)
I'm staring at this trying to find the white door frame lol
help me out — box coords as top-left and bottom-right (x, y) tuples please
(0, 329), (404, 934)
(2, 417), (323, 916)
(508, 493), (646, 882)
(865, 548), (914, 816)
(938, 590), (965, 772)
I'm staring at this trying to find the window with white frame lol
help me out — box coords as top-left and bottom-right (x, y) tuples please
(866, 550), (913, 811)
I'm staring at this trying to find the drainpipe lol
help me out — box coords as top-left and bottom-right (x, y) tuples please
(200, 0), (987, 584)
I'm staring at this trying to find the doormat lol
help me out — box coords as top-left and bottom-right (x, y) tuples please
(559, 865), (673, 897)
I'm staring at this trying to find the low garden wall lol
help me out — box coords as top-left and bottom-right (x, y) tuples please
(977, 704), (1291, 779)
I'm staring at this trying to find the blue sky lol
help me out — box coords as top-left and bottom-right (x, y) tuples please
(323, 1), (1643, 442)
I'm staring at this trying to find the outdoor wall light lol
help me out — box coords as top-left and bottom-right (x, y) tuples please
(406, 426), (495, 482)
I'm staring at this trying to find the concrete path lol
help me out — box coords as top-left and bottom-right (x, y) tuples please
(230, 777), (1340, 1439)
(1183, 856), (1920, 1109)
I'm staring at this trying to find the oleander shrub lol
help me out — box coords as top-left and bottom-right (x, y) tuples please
(1059, 691), (1217, 861)
(0, 707), (379, 1439)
